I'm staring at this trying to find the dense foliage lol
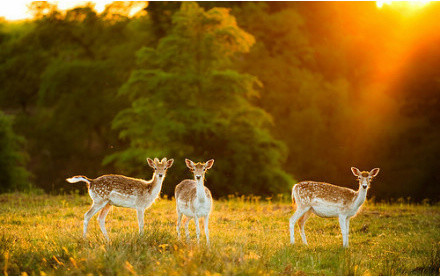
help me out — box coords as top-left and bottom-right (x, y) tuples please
(0, 2), (439, 200)
(0, 112), (29, 192)
(106, 3), (292, 196)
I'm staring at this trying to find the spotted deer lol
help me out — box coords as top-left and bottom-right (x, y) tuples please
(175, 159), (214, 245)
(289, 167), (380, 248)
(66, 157), (174, 241)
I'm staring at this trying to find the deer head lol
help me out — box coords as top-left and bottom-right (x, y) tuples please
(351, 167), (380, 190)
(147, 157), (174, 180)
(185, 159), (214, 182)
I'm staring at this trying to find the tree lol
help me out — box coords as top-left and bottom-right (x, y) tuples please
(232, 3), (356, 185)
(376, 33), (440, 200)
(0, 111), (29, 192)
(0, 20), (49, 114)
(0, 5), (153, 192)
(33, 59), (126, 190)
(107, 2), (293, 197)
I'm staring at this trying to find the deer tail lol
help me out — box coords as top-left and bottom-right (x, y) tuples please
(66, 175), (91, 184)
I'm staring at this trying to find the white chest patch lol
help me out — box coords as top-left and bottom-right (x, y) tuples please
(142, 191), (160, 210)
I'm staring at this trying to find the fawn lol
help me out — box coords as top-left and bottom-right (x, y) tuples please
(66, 157), (174, 241)
(289, 167), (380, 247)
(175, 159), (214, 245)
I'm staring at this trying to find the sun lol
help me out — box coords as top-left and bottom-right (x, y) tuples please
(376, 0), (432, 9)
(0, 1), (147, 21)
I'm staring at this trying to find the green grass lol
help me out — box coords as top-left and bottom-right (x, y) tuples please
(0, 193), (439, 275)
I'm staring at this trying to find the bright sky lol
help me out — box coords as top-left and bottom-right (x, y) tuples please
(0, 1), (146, 21)
(0, 1), (433, 21)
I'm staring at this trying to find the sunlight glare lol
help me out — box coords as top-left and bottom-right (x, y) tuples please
(376, 0), (432, 9)
(0, 0), (34, 21)
(55, 1), (113, 13)
(0, 1), (147, 21)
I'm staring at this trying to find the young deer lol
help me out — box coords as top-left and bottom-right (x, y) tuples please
(175, 159), (214, 245)
(289, 167), (380, 248)
(66, 157), (174, 241)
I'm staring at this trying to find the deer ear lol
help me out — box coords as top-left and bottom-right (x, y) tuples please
(166, 159), (174, 168)
(147, 158), (155, 168)
(351, 167), (361, 177)
(185, 159), (195, 169)
(370, 168), (380, 177)
(161, 157), (167, 163)
(154, 158), (159, 163)
(205, 159), (214, 170)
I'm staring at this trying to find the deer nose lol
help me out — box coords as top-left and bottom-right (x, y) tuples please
(196, 175), (201, 180)
(158, 174), (163, 178)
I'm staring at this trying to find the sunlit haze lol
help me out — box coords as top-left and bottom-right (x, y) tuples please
(0, 1), (146, 21)
(1, 1), (433, 21)
(376, 0), (432, 9)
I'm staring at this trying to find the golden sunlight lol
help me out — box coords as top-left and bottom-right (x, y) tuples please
(0, 1), (147, 21)
(376, 0), (432, 10)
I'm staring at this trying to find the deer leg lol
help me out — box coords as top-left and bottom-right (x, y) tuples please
(185, 218), (191, 242)
(194, 216), (201, 244)
(339, 215), (349, 248)
(97, 203), (112, 241)
(204, 215), (210, 246)
(137, 208), (145, 235)
(176, 211), (183, 240)
(345, 217), (350, 247)
(298, 210), (312, 245)
(289, 207), (310, 244)
(84, 200), (108, 238)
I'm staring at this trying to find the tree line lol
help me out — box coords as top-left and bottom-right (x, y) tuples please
(0, 2), (439, 200)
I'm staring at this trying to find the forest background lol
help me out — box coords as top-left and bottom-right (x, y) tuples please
(1, 1), (439, 201)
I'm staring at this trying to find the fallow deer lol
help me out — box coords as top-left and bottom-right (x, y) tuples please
(175, 159), (214, 245)
(289, 167), (380, 248)
(66, 157), (174, 241)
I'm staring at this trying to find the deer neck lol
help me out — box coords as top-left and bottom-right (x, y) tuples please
(149, 173), (163, 196)
(352, 186), (368, 210)
(195, 179), (207, 202)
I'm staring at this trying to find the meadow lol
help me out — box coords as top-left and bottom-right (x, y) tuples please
(0, 193), (439, 276)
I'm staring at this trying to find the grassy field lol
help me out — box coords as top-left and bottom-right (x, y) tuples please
(0, 193), (439, 276)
